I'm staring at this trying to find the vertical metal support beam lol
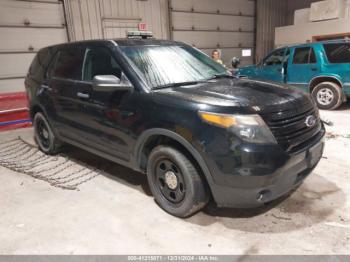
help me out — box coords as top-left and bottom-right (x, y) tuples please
(61, 0), (71, 42)
(253, 0), (257, 64)
(167, 0), (173, 40)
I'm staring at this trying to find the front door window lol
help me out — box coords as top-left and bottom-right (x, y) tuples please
(257, 48), (287, 83)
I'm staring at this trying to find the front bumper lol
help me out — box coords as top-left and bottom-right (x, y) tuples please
(208, 131), (325, 208)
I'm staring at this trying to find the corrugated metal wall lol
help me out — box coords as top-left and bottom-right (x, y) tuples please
(64, 0), (169, 41)
(170, 0), (256, 66)
(0, 0), (68, 93)
(255, 0), (319, 63)
(255, 0), (287, 63)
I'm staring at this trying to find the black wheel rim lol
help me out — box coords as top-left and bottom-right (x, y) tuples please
(36, 118), (50, 150)
(155, 159), (186, 204)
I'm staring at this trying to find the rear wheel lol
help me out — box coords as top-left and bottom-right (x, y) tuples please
(312, 82), (343, 110)
(34, 112), (62, 155)
(146, 146), (209, 217)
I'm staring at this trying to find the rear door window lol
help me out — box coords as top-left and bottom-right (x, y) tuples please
(293, 47), (316, 64)
(52, 47), (85, 80)
(324, 43), (350, 63)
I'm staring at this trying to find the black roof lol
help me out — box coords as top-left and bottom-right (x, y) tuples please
(114, 38), (184, 46)
(44, 38), (185, 50)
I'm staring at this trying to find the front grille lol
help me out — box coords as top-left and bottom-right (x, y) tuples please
(262, 104), (322, 152)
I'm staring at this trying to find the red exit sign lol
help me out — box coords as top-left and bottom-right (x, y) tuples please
(138, 22), (147, 31)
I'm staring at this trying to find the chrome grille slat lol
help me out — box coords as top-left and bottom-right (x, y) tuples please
(262, 104), (321, 152)
(268, 108), (315, 127)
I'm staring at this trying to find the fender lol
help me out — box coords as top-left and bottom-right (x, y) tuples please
(133, 128), (215, 188)
(29, 102), (63, 138)
(29, 103), (46, 120)
(308, 74), (343, 89)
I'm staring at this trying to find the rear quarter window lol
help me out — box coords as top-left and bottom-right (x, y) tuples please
(324, 43), (350, 63)
(28, 48), (52, 82)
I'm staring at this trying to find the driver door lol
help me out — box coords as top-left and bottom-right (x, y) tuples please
(74, 45), (136, 161)
(256, 48), (288, 83)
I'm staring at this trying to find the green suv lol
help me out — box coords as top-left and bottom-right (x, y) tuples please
(237, 40), (350, 110)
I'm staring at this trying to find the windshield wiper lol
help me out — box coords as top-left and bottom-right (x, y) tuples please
(153, 75), (234, 90)
(153, 81), (202, 90)
(207, 73), (235, 81)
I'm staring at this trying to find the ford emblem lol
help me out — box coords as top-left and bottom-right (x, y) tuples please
(305, 115), (317, 127)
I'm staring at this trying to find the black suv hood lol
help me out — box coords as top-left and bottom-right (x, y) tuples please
(154, 78), (311, 113)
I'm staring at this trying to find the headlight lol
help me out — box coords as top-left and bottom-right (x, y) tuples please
(198, 111), (277, 144)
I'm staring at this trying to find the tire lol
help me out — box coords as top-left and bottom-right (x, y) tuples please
(311, 82), (343, 110)
(146, 146), (209, 218)
(33, 112), (62, 155)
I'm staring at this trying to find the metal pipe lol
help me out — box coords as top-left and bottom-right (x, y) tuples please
(13, 0), (60, 4)
(167, 0), (173, 40)
(0, 76), (26, 80)
(0, 24), (64, 29)
(61, 0), (71, 42)
(102, 17), (142, 21)
(253, 0), (257, 64)
(0, 51), (37, 54)
(171, 9), (254, 18)
(104, 26), (138, 29)
(173, 29), (253, 33)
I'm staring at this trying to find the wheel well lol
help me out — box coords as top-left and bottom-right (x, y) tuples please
(29, 105), (43, 119)
(140, 135), (196, 170)
(309, 77), (342, 91)
(139, 135), (211, 193)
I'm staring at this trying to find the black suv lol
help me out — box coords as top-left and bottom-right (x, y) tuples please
(25, 38), (325, 217)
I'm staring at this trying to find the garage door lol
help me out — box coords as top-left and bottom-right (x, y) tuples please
(64, 0), (169, 41)
(170, 0), (255, 66)
(0, 0), (68, 93)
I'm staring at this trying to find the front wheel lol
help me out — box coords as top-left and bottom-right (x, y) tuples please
(146, 146), (209, 218)
(312, 82), (343, 110)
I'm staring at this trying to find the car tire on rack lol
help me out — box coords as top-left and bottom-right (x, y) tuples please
(33, 112), (62, 155)
(146, 146), (209, 218)
(312, 82), (343, 110)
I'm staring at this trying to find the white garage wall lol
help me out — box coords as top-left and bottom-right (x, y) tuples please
(0, 0), (258, 94)
(64, 0), (169, 41)
(0, 0), (68, 93)
(170, 0), (256, 66)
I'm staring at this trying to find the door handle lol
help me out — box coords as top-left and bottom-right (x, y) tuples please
(77, 92), (90, 99)
(311, 67), (318, 71)
(120, 110), (134, 117)
(41, 84), (52, 91)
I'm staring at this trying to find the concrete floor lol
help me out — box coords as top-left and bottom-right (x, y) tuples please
(0, 104), (350, 255)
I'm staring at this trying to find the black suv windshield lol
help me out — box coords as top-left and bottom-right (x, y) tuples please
(120, 45), (228, 89)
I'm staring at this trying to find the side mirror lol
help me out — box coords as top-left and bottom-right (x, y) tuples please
(92, 75), (133, 92)
(231, 57), (241, 68)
